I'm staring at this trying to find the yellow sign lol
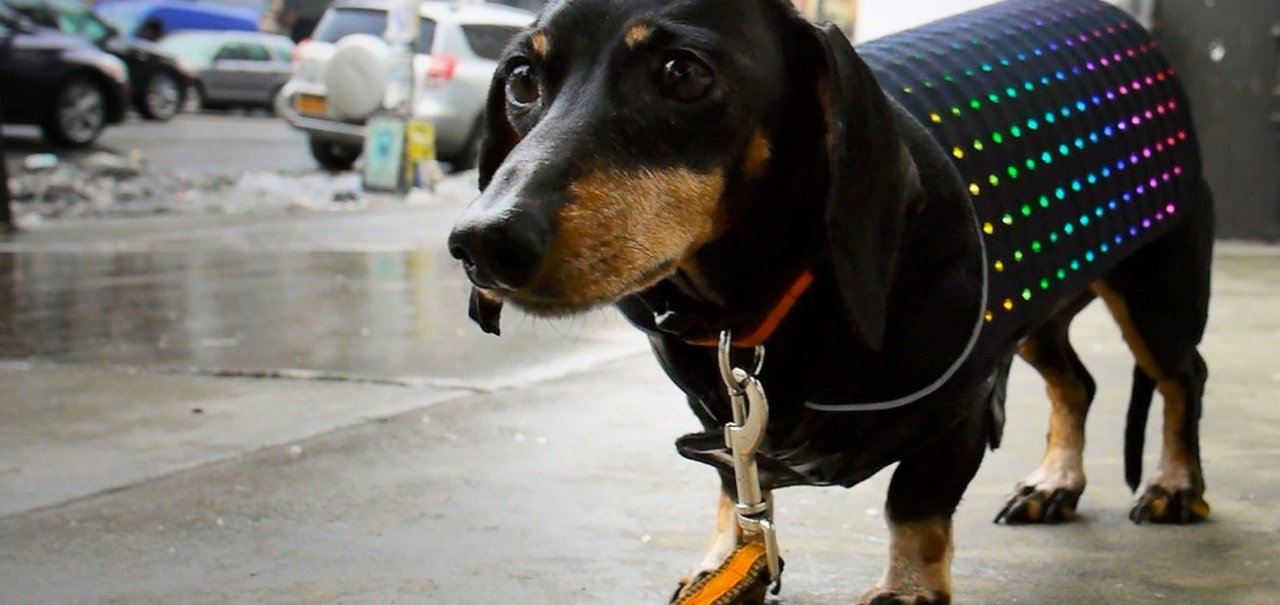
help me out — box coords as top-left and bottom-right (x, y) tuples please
(405, 119), (436, 163)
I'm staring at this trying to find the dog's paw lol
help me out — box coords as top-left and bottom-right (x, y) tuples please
(1130, 483), (1210, 524)
(857, 587), (951, 605)
(994, 466), (1084, 524)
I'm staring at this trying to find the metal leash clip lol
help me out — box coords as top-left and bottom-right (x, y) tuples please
(717, 330), (781, 586)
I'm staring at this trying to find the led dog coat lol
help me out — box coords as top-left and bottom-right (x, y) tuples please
(860, 0), (1200, 339)
(674, 0), (1203, 487)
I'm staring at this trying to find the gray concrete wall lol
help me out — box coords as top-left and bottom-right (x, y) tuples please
(1154, 0), (1280, 239)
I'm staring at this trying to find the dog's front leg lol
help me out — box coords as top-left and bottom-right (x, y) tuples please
(671, 488), (770, 601)
(860, 516), (953, 605)
(859, 407), (989, 605)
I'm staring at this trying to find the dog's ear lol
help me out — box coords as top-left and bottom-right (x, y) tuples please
(477, 63), (520, 191)
(806, 22), (921, 351)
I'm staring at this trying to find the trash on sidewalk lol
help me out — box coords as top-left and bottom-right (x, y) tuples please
(7, 149), (441, 221)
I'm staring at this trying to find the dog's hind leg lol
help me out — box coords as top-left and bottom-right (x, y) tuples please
(995, 292), (1097, 524)
(859, 401), (989, 605)
(1091, 179), (1214, 524)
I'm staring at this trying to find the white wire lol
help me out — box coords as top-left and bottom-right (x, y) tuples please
(804, 199), (990, 412)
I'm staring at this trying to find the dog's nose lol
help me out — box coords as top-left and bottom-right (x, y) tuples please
(448, 210), (550, 290)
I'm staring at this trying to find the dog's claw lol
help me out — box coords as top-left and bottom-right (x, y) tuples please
(1129, 485), (1210, 525)
(995, 486), (1080, 525)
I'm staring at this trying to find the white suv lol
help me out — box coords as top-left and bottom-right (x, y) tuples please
(281, 0), (533, 171)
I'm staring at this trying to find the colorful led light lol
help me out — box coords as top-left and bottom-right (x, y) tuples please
(860, 1), (1193, 326)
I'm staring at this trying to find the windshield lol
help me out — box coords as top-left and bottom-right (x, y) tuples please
(461, 24), (520, 60)
(53, 4), (111, 43)
(311, 8), (384, 43)
(311, 8), (435, 53)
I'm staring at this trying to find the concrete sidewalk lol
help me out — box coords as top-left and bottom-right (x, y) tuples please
(2, 244), (1279, 605)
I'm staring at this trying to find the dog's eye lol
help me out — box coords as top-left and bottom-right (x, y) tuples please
(506, 63), (541, 108)
(656, 53), (714, 103)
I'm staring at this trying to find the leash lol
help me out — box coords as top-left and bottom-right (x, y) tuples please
(672, 331), (782, 605)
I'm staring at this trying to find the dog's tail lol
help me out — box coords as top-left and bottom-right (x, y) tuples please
(1124, 365), (1156, 491)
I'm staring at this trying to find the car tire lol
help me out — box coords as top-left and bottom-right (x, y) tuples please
(42, 75), (108, 148)
(184, 84), (205, 113)
(139, 70), (183, 121)
(309, 137), (361, 172)
(266, 86), (285, 115)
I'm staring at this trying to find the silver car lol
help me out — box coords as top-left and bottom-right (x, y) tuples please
(160, 31), (295, 112)
(281, 0), (534, 171)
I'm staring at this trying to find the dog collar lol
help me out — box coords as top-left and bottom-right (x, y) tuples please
(683, 270), (816, 349)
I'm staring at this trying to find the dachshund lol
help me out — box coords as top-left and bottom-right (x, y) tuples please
(448, 0), (1214, 602)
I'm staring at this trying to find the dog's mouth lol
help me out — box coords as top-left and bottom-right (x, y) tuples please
(502, 257), (678, 316)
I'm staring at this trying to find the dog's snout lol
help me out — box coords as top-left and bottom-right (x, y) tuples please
(449, 210), (551, 290)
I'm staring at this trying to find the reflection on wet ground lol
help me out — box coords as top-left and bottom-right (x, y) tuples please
(0, 208), (646, 386)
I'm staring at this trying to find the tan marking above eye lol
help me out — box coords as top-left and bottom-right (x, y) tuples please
(743, 129), (773, 180)
(625, 23), (655, 48)
(531, 32), (550, 57)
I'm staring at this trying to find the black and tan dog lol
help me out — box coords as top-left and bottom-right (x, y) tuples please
(448, 0), (1214, 602)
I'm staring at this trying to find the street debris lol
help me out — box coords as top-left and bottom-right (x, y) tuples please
(6, 149), (469, 223)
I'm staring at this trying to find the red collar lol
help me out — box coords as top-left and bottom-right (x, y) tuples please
(686, 270), (816, 349)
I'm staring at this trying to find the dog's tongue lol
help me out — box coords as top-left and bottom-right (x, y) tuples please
(468, 287), (505, 336)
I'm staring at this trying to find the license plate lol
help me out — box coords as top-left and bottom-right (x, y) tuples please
(296, 94), (327, 115)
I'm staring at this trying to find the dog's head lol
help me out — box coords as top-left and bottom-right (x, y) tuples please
(449, 0), (916, 349)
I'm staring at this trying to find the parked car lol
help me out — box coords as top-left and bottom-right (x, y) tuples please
(160, 31), (292, 111)
(0, 4), (129, 146)
(97, 0), (258, 38)
(281, 1), (533, 171)
(2, 0), (190, 121)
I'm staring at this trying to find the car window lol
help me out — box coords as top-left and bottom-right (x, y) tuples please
(312, 8), (434, 54)
(311, 8), (384, 43)
(460, 24), (520, 60)
(214, 42), (249, 61)
(242, 42), (269, 61)
(1, 0), (50, 27)
(269, 44), (293, 62)
(415, 18), (434, 53)
(50, 2), (112, 44)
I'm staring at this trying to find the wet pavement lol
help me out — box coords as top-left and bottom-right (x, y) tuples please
(1, 198), (1278, 604)
(4, 113), (313, 176)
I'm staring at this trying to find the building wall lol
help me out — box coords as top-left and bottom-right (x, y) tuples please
(793, 0), (858, 37)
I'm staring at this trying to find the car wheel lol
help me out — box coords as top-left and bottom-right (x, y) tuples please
(184, 84), (205, 113)
(139, 70), (182, 121)
(42, 76), (108, 147)
(309, 137), (361, 172)
(267, 86), (285, 115)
